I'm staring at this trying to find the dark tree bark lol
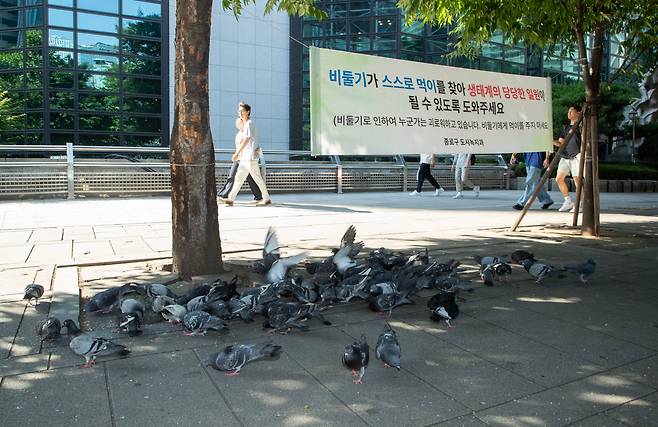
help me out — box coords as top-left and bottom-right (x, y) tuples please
(170, 0), (222, 279)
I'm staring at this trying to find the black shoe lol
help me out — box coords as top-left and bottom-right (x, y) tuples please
(541, 201), (554, 210)
(512, 203), (523, 210)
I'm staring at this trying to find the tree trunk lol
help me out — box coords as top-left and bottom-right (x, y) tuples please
(170, 0), (222, 279)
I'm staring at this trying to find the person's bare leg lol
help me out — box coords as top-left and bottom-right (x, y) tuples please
(556, 172), (570, 198)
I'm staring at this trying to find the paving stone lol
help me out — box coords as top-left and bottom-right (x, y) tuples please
(604, 391), (658, 426)
(27, 241), (72, 264)
(72, 241), (116, 262)
(0, 365), (111, 426)
(106, 350), (241, 426)
(476, 372), (656, 426)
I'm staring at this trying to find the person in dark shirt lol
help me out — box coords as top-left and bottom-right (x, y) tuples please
(553, 104), (582, 212)
(511, 151), (554, 210)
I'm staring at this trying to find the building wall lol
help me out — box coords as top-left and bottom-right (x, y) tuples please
(168, 0), (290, 155)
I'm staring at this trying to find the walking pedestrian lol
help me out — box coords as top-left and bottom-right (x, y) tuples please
(409, 154), (445, 196)
(553, 104), (582, 212)
(511, 152), (554, 210)
(451, 154), (480, 199)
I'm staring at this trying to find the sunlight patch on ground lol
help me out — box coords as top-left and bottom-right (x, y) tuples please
(271, 379), (306, 391)
(516, 296), (582, 304)
(578, 391), (635, 405)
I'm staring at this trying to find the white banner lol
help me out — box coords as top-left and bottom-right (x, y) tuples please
(310, 47), (553, 155)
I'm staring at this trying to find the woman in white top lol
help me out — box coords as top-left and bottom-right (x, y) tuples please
(409, 154), (445, 196)
(223, 103), (271, 206)
(216, 115), (262, 200)
(451, 154), (480, 199)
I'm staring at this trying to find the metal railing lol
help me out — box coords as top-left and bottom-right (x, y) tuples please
(0, 144), (510, 198)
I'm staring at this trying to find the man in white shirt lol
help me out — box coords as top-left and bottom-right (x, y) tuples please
(409, 154), (445, 196)
(221, 103), (271, 206)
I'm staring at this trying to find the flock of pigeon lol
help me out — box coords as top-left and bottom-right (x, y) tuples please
(25, 225), (596, 383)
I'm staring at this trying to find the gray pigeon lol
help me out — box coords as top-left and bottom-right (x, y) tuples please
(36, 317), (61, 342)
(118, 298), (145, 337)
(84, 283), (138, 314)
(375, 323), (401, 370)
(151, 295), (176, 313)
(562, 258), (596, 283)
(23, 284), (44, 305)
(182, 310), (227, 336)
(342, 335), (370, 384)
(206, 342), (282, 376)
(522, 259), (554, 283)
(266, 252), (308, 284)
(62, 319), (130, 368)
(161, 304), (186, 323)
(138, 283), (177, 298)
(473, 255), (508, 267)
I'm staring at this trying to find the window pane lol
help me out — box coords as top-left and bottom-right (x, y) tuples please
(78, 52), (119, 72)
(49, 50), (73, 68)
(50, 133), (74, 144)
(25, 70), (41, 88)
(26, 91), (43, 108)
(122, 18), (160, 38)
(78, 0), (117, 14)
(375, 17), (395, 34)
(79, 134), (119, 145)
(25, 28), (41, 46)
(372, 35), (395, 51)
(2, 91), (23, 110)
(77, 32), (119, 53)
(0, 116), (24, 130)
(49, 71), (73, 88)
(48, 29), (74, 49)
(121, 37), (160, 57)
(77, 12), (119, 34)
(26, 112), (44, 129)
(123, 56), (160, 75)
(123, 76), (160, 94)
(24, 7), (42, 27)
(0, 30), (22, 49)
(123, 96), (160, 113)
(25, 49), (41, 67)
(79, 113), (119, 131)
(0, 1), (21, 8)
(0, 50), (23, 69)
(350, 19), (369, 34)
(79, 93), (119, 111)
(124, 134), (160, 146)
(349, 1), (370, 17)
(48, 0), (72, 7)
(0, 72), (23, 89)
(124, 116), (161, 132)
(48, 7), (73, 28)
(0, 9), (19, 29)
(123, 0), (161, 18)
(401, 35), (423, 52)
(78, 72), (119, 91)
(25, 132), (43, 144)
(49, 91), (74, 109)
(50, 112), (74, 129)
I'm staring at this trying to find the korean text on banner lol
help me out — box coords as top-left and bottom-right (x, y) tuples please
(310, 47), (553, 155)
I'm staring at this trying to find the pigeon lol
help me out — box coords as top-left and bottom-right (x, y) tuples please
(207, 276), (239, 301)
(375, 323), (401, 370)
(494, 262), (513, 280)
(62, 319), (130, 368)
(368, 290), (414, 315)
(175, 284), (212, 306)
(138, 283), (177, 299)
(510, 250), (535, 265)
(266, 252), (308, 284)
(36, 317), (61, 342)
(254, 226), (281, 275)
(118, 298), (145, 337)
(151, 295), (176, 313)
(206, 343), (282, 376)
(562, 258), (596, 283)
(342, 335), (370, 384)
(522, 259), (555, 283)
(182, 310), (227, 336)
(161, 304), (186, 323)
(23, 284), (44, 305)
(333, 234), (365, 275)
(428, 292), (459, 327)
(473, 255), (508, 267)
(84, 283), (138, 314)
(480, 264), (496, 286)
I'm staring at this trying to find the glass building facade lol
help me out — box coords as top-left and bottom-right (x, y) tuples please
(289, 0), (623, 150)
(0, 0), (168, 146)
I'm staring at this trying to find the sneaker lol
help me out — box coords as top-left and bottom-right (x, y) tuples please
(434, 188), (445, 196)
(569, 206), (576, 213)
(257, 199), (272, 206)
(541, 201), (554, 210)
(474, 185), (481, 198)
(558, 199), (574, 212)
(224, 199), (234, 206)
(512, 203), (524, 210)
(409, 190), (420, 196)
(452, 192), (463, 199)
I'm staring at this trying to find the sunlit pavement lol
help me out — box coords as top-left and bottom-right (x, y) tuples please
(1, 190), (657, 426)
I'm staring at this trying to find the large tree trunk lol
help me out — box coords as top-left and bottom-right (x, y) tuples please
(170, 0), (222, 279)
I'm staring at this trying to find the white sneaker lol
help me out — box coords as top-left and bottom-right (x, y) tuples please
(474, 185), (481, 198)
(452, 192), (463, 199)
(569, 207), (576, 213)
(409, 190), (420, 196)
(434, 188), (445, 196)
(558, 199), (574, 212)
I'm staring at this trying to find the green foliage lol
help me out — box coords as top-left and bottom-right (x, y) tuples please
(598, 162), (658, 179)
(637, 122), (658, 164)
(0, 91), (24, 132)
(220, 0), (327, 19)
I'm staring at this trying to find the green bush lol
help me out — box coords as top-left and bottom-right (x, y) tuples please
(598, 163), (658, 180)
